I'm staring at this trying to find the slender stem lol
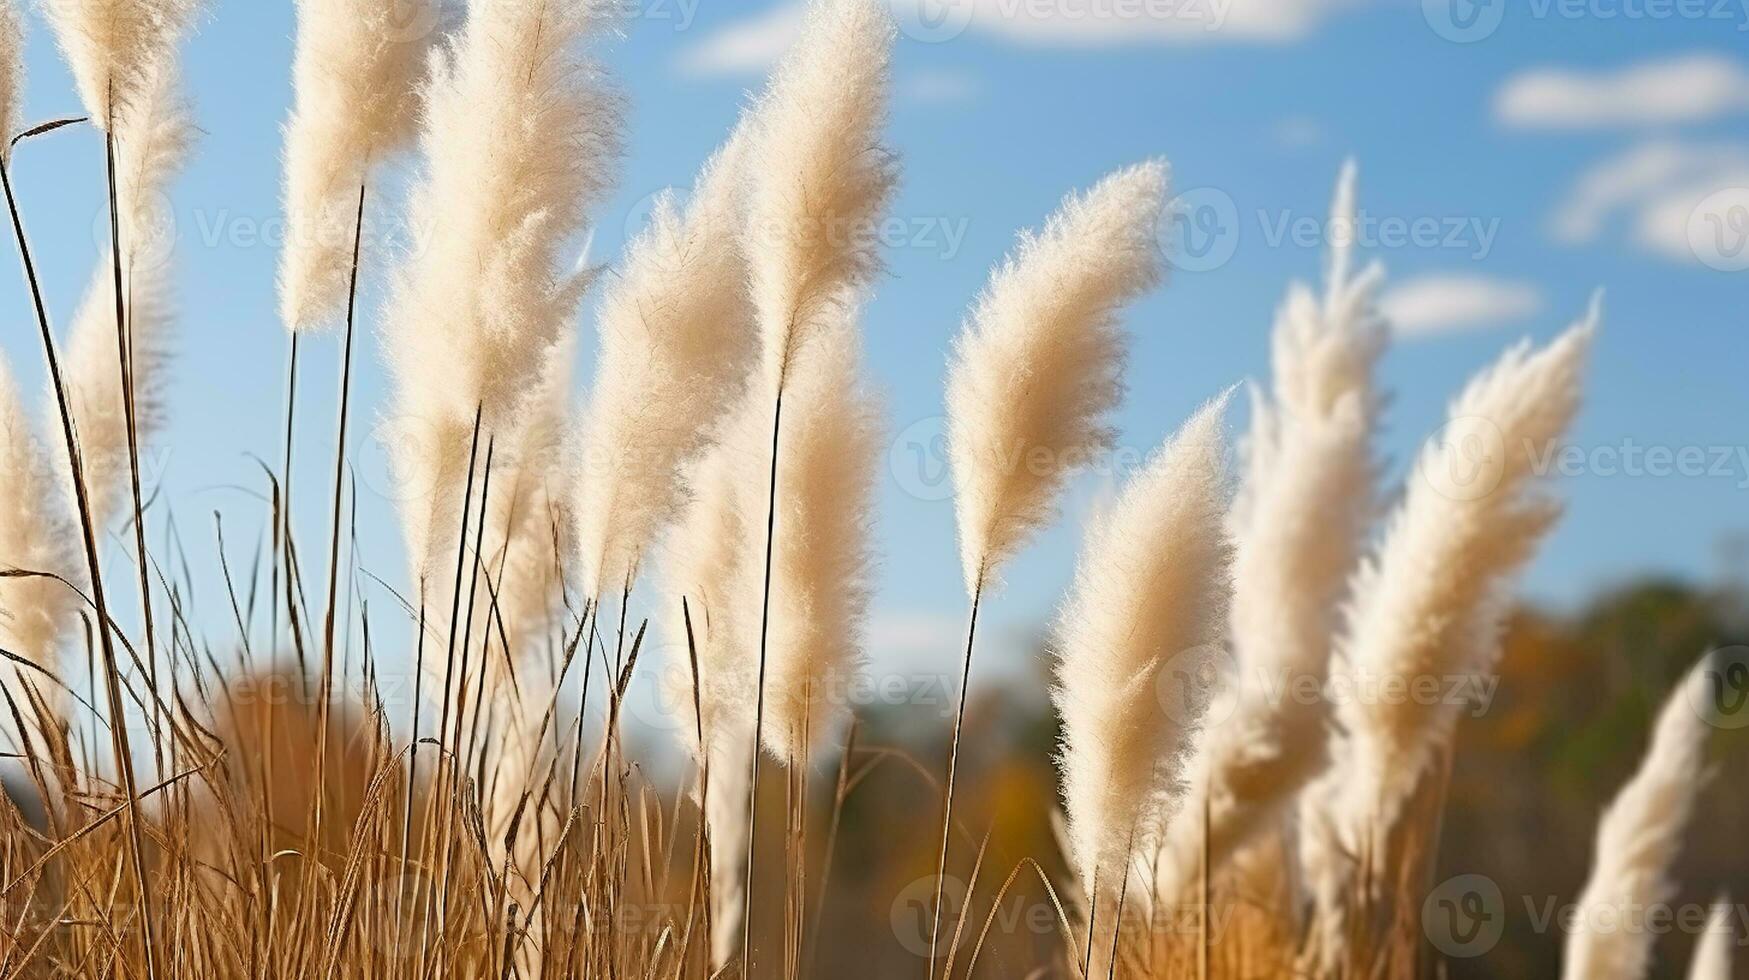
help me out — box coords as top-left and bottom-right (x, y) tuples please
(106, 123), (162, 780)
(1, 159), (156, 980)
(741, 387), (785, 977)
(312, 182), (368, 848)
(929, 578), (984, 978)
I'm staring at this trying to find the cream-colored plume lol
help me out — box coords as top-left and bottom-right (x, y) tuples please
(278, 0), (439, 330)
(52, 59), (193, 531)
(40, 0), (199, 126)
(1156, 162), (1386, 904)
(1687, 900), (1734, 980)
(0, 354), (79, 712)
(572, 127), (755, 602)
(1563, 656), (1716, 980)
(381, 0), (620, 580)
(1333, 306), (1595, 838)
(0, 0), (22, 162)
(945, 160), (1168, 595)
(1052, 394), (1233, 923)
(761, 319), (881, 763)
(743, 0), (897, 389)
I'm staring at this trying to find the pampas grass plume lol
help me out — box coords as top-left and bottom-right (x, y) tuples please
(744, 0), (897, 388)
(1053, 393), (1233, 908)
(0, 0), (22, 163)
(53, 59), (193, 529)
(278, 0), (438, 330)
(946, 160), (1167, 595)
(40, 0), (199, 126)
(762, 318), (881, 762)
(1336, 303), (1596, 834)
(572, 127), (755, 601)
(1158, 162), (1385, 902)
(1563, 654), (1718, 980)
(381, 0), (620, 577)
(1687, 899), (1734, 980)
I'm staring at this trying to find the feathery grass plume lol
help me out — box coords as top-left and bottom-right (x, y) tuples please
(0, 354), (78, 698)
(761, 318), (881, 762)
(277, 0), (439, 330)
(665, 400), (766, 970)
(945, 160), (1167, 594)
(1052, 395), (1233, 956)
(39, 0), (199, 126)
(52, 59), (193, 529)
(1331, 307), (1594, 839)
(1304, 305), (1595, 970)
(743, 0), (897, 389)
(381, 0), (620, 582)
(0, 0), (22, 160)
(1155, 162), (1386, 904)
(1687, 899), (1734, 980)
(572, 126), (755, 601)
(1562, 655), (1717, 980)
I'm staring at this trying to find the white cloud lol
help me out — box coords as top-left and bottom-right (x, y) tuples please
(1497, 54), (1749, 129)
(1381, 275), (1544, 337)
(900, 68), (983, 103)
(951, 0), (1361, 45)
(1551, 140), (1749, 265)
(677, 0), (1368, 76)
(674, 2), (803, 76)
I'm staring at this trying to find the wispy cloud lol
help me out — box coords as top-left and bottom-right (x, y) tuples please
(1497, 54), (1749, 129)
(1381, 275), (1543, 337)
(677, 0), (1370, 77)
(674, 2), (803, 76)
(1551, 140), (1749, 265)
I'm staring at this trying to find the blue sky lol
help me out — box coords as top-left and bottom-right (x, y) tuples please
(1, 0), (1745, 705)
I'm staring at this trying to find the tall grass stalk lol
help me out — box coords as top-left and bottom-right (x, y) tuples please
(0, 123), (156, 980)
